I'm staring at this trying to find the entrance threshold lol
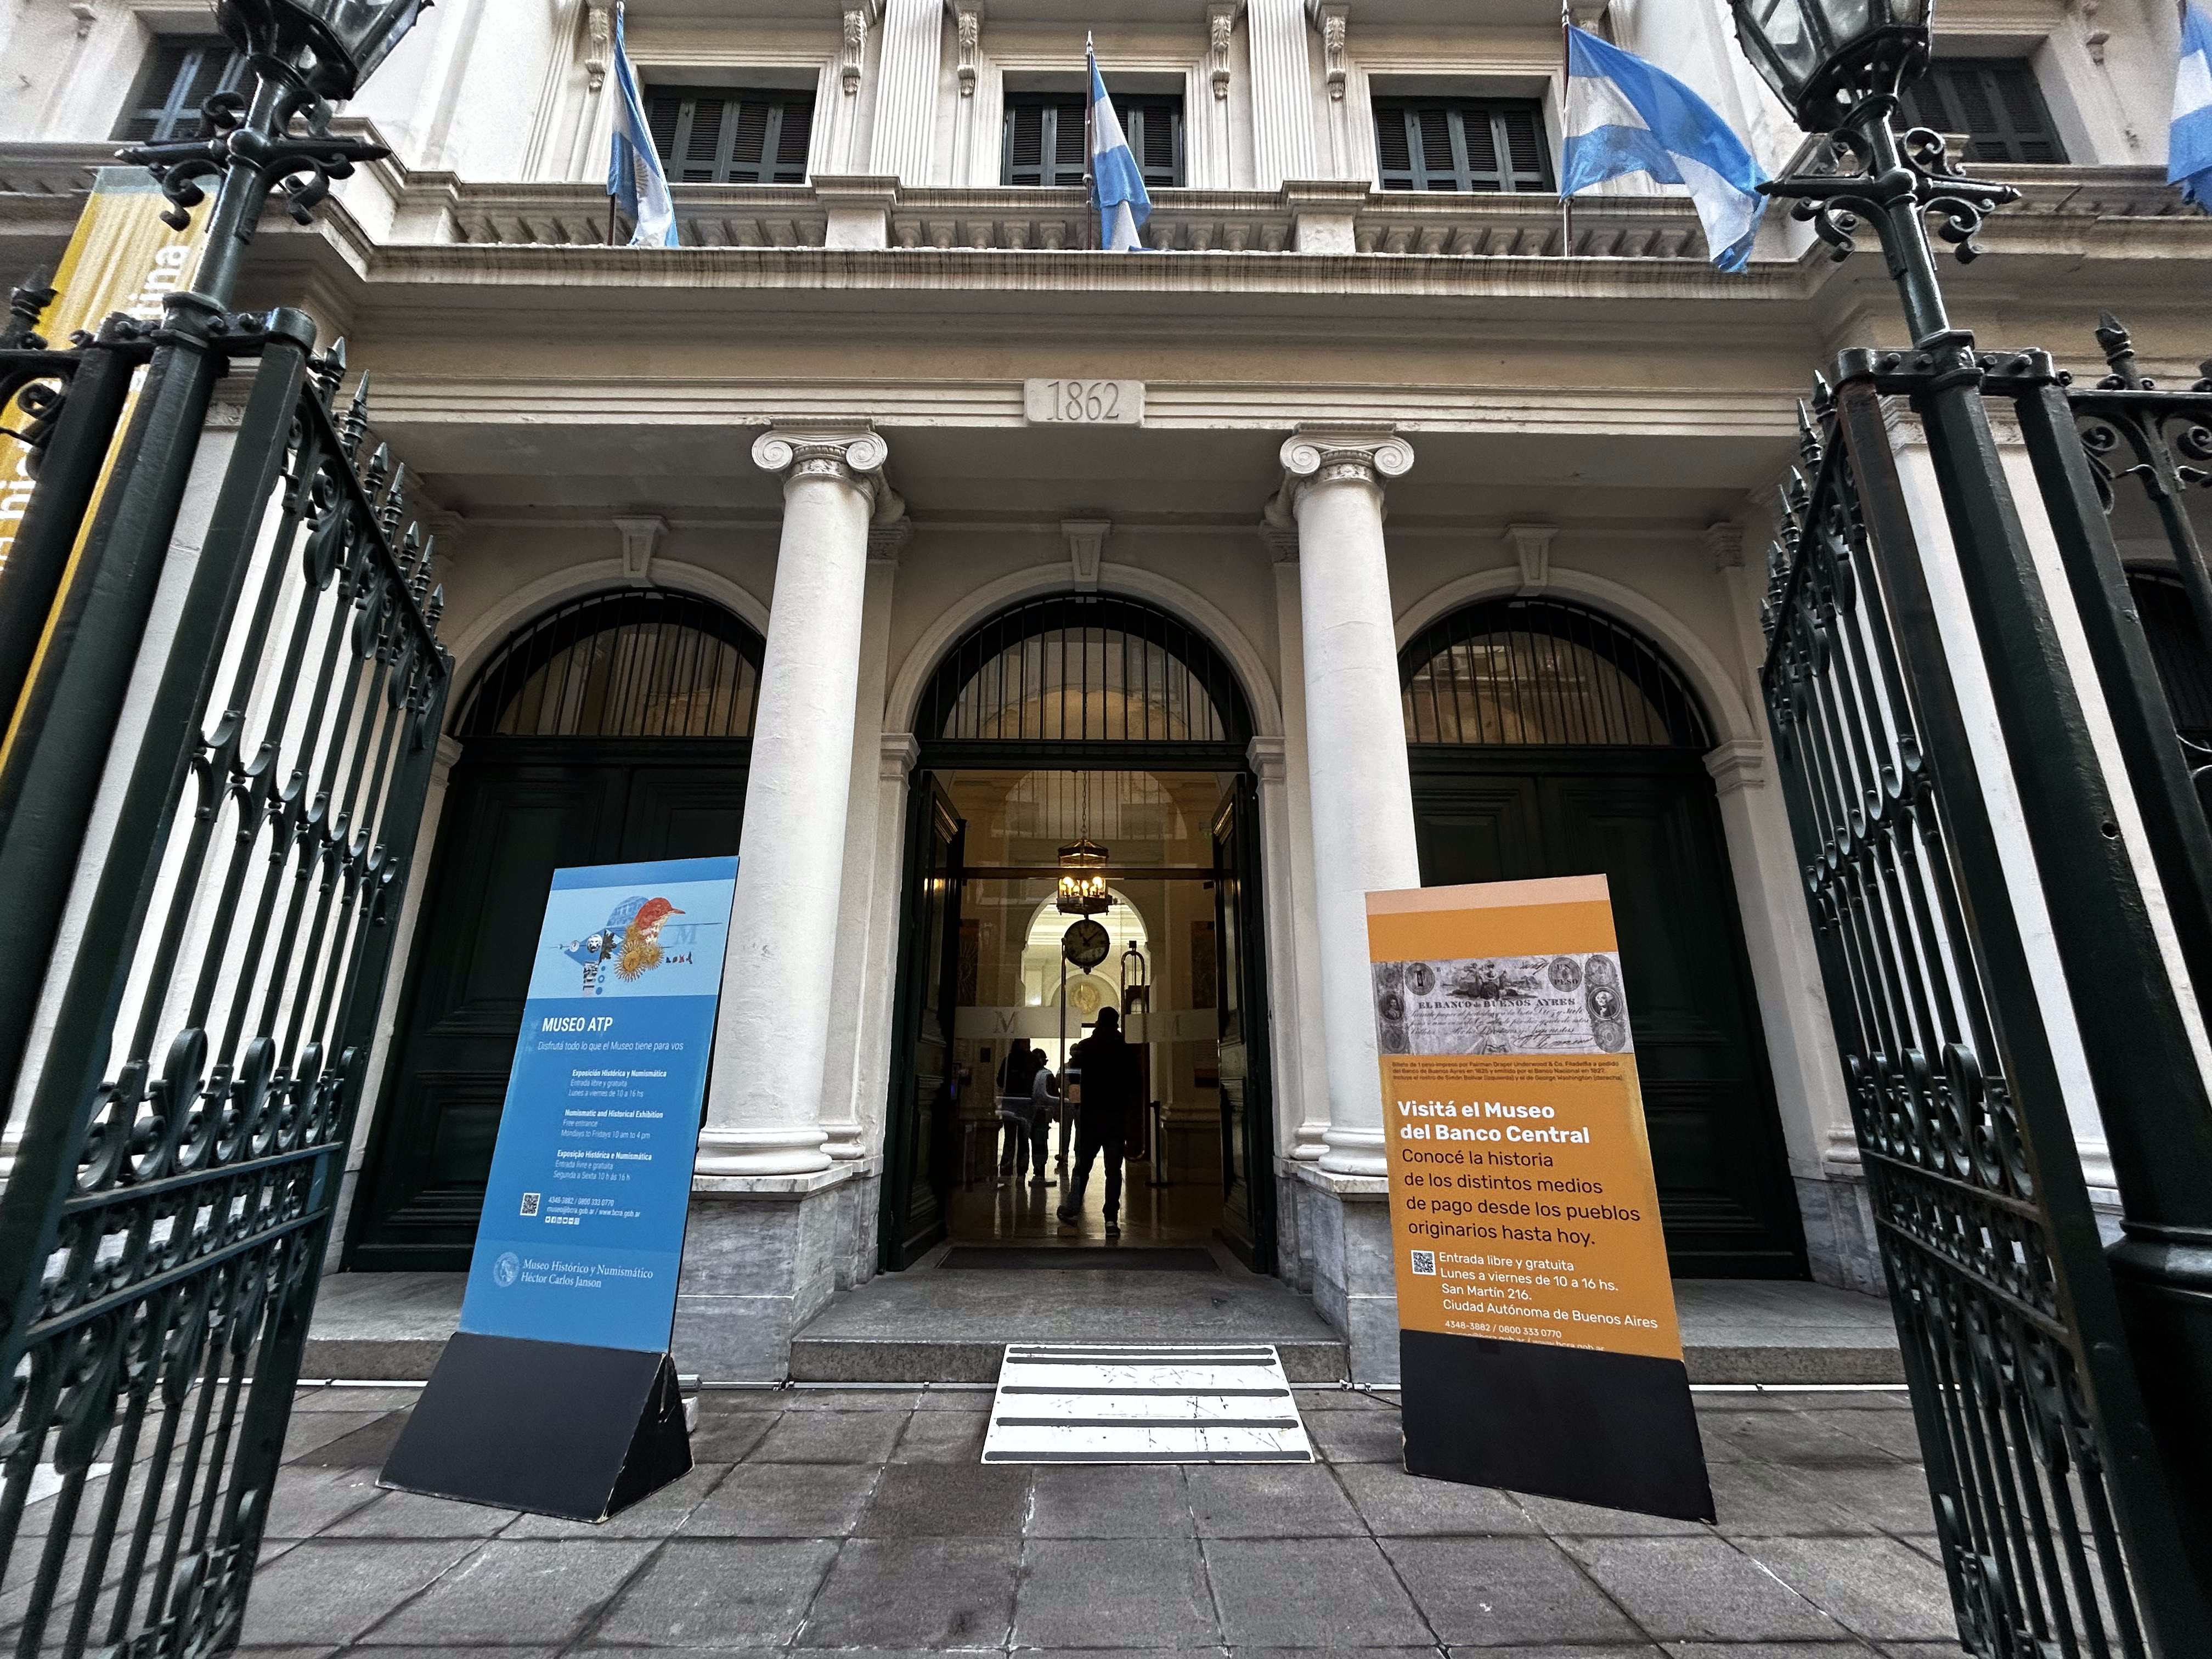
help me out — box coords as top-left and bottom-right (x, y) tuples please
(789, 1242), (1352, 1384)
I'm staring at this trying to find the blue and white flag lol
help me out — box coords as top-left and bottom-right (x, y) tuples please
(1561, 25), (1767, 273)
(607, 4), (678, 248)
(2172, 0), (2212, 207)
(1087, 41), (1152, 252)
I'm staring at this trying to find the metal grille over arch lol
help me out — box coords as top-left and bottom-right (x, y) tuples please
(455, 589), (765, 739)
(1400, 596), (1712, 749)
(918, 594), (1254, 759)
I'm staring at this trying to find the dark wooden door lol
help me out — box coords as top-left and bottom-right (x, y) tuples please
(1212, 777), (1276, 1272)
(1410, 749), (1805, 1278)
(879, 771), (965, 1270)
(346, 737), (748, 1271)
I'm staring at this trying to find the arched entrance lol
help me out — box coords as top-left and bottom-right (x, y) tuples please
(347, 590), (763, 1270)
(1401, 596), (1807, 1278)
(883, 595), (1274, 1271)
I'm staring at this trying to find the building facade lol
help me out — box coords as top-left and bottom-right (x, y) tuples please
(1, 0), (2205, 1381)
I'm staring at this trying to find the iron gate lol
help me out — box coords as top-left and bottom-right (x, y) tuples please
(1761, 327), (2212, 1657)
(0, 295), (449, 1656)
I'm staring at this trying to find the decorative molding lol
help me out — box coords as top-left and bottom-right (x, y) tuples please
(1702, 735), (1768, 797)
(2069, 0), (2108, 65)
(613, 514), (666, 586)
(1313, 3), (1348, 101)
(1259, 521), (1299, 563)
(1505, 522), (1556, 594)
(1275, 421), (1414, 513)
(1704, 520), (1745, 572)
(583, 0), (612, 92)
(1063, 518), (1110, 589)
(69, 2), (97, 38)
(841, 0), (882, 94)
(1209, 3), (1237, 99)
(1245, 733), (1289, 783)
(954, 2), (983, 97)
(879, 730), (921, 783)
(751, 421), (892, 509)
(423, 509), (466, 567)
(868, 516), (913, 562)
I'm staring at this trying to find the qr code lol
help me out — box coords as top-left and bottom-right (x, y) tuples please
(1409, 1250), (1437, 1276)
(519, 1192), (541, 1217)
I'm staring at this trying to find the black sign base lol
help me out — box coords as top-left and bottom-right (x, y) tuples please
(380, 1331), (692, 1522)
(1400, 1329), (1714, 1523)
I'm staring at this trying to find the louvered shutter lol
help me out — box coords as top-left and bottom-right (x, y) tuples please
(1373, 99), (1551, 193)
(1900, 60), (2065, 165)
(1003, 95), (1088, 187)
(115, 37), (250, 142)
(647, 88), (815, 183)
(1119, 96), (1184, 189)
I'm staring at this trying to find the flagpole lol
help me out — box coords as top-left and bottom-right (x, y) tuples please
(1560, 4), (1574, 258)
(609, 1), (624, 246)
(1084, 32), (1097, 252)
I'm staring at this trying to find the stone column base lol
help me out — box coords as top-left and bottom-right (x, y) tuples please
(675, 1166), (874, 1381)
(1289, 1161), (1398, 1384)
(1795, 1168), (1882, 1296)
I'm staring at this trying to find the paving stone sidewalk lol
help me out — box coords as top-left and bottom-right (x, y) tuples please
(236, 1383), (1956, 1656)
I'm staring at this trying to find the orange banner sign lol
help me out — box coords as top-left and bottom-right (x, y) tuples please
(1369, 874), (1712, 1522)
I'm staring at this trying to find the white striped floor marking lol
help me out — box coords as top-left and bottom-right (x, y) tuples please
(981, 1343), (1314, 1464)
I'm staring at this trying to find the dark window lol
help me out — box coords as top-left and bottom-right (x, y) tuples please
(115, 36), (250, 143)
(1003, 93), (1088, 187)
(1374, 98), (1551, 193)
(646, 87), (814, 184)
(2129, 568), (2212, 752)
(1119, 95), (1184, 189)
(1901, 59), (2066, 165)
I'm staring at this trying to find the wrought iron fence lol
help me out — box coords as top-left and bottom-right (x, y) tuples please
(0, 300), (449, 1658)
(1761, 346), (2209, 1657)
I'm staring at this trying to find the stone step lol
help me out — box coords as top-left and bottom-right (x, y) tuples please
(787, 1333), (1353, 1384)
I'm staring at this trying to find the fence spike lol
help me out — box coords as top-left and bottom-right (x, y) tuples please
(3, 274), (56, 348)
(364, 441), (390, 494)
(380, 461), (408, 538)
(338, 372), (373, 458)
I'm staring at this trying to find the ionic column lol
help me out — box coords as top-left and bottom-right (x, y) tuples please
(1276, 425), (1419, 1178)
(699, 424), (894, 1175)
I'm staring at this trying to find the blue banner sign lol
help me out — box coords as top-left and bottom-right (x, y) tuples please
(458, 856), (737, 1354)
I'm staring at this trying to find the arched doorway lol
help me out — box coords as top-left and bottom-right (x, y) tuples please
(347, 590), (763, 1270)
(883, 595), (1274, 1271)
(1402, 596), (1806, 1278)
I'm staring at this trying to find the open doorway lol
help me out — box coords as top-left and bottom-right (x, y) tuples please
(878, 593), (1274, 1272)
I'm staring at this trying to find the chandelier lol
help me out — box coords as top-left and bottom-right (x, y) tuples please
(1056, 837), (1109, 916)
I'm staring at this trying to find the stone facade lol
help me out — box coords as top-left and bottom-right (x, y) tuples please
(1, 0), (2203, 1381)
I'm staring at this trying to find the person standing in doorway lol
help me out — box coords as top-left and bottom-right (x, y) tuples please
(1057, 1008), (1139, 1239)
(1026, 1048), (1059, 1190)
(996, 1043), (1041, 1187)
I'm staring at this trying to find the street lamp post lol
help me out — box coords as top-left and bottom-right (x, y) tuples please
(1732, 0), (2212, 1606)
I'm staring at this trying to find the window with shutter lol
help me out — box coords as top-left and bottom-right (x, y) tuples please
(644, 87), (815, 184)
(1002, 94), (1089, 187)
(1900, 60), (2066, 165)
(1373, 98), (1551, 193)
(115, 36), (250, 143)
(1118, 96), (1184, 189)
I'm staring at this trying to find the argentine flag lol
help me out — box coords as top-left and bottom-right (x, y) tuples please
(2172, 0), (2212, 207)
(1561, 26), (1767, 273)
(607, 4), (678, 248)
(1087, 42), (1152, 251)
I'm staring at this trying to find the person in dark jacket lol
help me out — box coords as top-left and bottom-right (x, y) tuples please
(1056, 1008), (1141, 1238)
(996, 1043), (1042, 1186)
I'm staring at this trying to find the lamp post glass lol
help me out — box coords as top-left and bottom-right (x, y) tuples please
(1731, 0), (1928, 125)
(216, 0), (433, 99)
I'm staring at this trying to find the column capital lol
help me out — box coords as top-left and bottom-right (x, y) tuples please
(1246, 734), (1289, 782)
(1703, 735), (1768, 796)
(879, 730), (920, 783)
(752, 422), (890, 506)
(1279, 422), (1412, 493)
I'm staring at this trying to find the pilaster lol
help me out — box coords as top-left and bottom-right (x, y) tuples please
(868, 0), (944, 184)
(1245, 0), (1319, 189)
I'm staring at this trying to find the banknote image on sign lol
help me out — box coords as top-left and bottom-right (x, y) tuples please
(1367, 874), (1713, 1523)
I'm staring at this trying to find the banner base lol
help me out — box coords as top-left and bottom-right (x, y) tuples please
(380, 1331), (692, 1522)
(1400, 1329), (1714, 1523)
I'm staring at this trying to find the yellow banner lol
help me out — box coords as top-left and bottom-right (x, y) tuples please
(1367, 874), (1685, 1364)
(0, 168), (207, 578)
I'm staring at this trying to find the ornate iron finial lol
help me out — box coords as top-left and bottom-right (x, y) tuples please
(338, 372), (372, 457)
(3, 275), (55, 349)
(311, 336), (348, 400)
(1796, 399), (1824, 468)
(380, 461), (408, 538)
(364, 441), (390, 494)
(2094, 312), (2152, 391)
(426, 584), (447, 635)
(413, 534), (436, 600)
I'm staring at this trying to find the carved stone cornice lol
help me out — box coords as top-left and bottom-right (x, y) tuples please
(1246, 733), (1288, 783)
(1311, 3), (1347, 101)
(879, 730), (921, 782)
(583, 0), (612, 92)
(1274, 422), (1414, 513)
(751, 422), (892, 509)
(1702, 736), (1768, 797)
(842, 0), (882, 95)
